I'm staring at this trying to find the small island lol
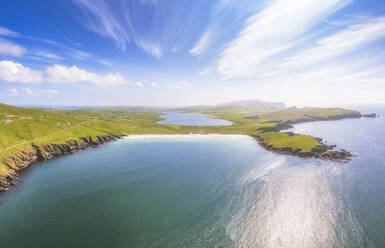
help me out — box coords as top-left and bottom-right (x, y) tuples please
(0, 100), (368, 192)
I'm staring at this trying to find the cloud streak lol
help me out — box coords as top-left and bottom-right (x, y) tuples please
(190, 26), (215, 56)
(73, 0), (129, 51)
(283, 17), (385, 70)
(0, 26), (19, 37)
(216, 0), (351, 77)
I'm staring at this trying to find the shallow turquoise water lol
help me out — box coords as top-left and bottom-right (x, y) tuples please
(156, 112), (233, 126)
(1, 111), (385, 247)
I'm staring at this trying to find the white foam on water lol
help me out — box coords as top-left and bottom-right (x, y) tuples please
(226, 156), (364, 248)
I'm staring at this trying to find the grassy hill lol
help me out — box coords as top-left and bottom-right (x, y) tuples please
(260, 107), (361, 122)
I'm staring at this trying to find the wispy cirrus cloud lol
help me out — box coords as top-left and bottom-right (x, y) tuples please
(72, 0), (209, 58)
(216, 0), (352, 77)
(73, 0), (129, 51)
(34, 51), (64, 60)
(283, 17), (385, 70)
(190, 25), (215, 56)
(0, 25), (95, 63)
(0, 27), (19, 37)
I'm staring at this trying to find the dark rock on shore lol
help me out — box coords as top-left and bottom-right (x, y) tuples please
(362, 113), (377, 118)
(0, 135), (124, 192)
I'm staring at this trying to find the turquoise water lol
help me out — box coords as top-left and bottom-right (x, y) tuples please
(156, 112), (233, 126)
(1, 110), (385, 247)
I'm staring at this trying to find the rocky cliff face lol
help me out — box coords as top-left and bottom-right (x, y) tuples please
(0, 135), (124, 192)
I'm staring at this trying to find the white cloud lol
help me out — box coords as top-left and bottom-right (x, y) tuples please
(0, 26), (19, 37)
(283, 17), (385, 70)
(150, 81), (159, 86)
(22, 88), (59, 97)
(135, 81), (144, 87)
(0, 60), (43, 83)
(46, 64), (127, 86)
(217, 0), (351, 77)
(190, 26), (215, 56)
(0, 40), (26, 57)
(0, 60), (129, 86)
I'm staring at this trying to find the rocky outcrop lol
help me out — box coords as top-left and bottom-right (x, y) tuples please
(0, 135), (124, 192)
(252, 135), (353, 162)
(253, 112), (361, 162)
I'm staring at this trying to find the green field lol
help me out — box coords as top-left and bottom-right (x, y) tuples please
(0, 102), (361, 182)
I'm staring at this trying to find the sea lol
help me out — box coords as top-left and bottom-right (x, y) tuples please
(0, 106), (384, 248)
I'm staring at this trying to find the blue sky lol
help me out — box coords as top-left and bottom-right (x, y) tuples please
(0, 0), (385, 106)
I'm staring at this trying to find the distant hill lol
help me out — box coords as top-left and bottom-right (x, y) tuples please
(217, 99), (285, 110)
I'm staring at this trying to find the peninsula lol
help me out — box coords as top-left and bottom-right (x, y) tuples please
(0, 100), (365, 192)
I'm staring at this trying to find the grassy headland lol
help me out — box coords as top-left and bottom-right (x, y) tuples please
(0, 101), (362, 191)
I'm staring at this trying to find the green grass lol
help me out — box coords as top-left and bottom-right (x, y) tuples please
(258, 132), (320, 152)
(260, 107), (361, 122)
(0, 103), (361, 178)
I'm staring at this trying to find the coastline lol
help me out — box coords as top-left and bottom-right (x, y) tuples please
(254, 115), (362, 162)
(1, 113), (369, 194)
(251, 135), (353, 162)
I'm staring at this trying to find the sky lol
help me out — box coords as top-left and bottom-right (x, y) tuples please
(0, 0), (385, 107)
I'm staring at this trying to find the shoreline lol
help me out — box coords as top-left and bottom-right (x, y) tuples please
(251, 135), (353, 162)
(1, 116), (364, 194)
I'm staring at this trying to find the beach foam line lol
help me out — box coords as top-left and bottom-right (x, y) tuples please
(123, 134), (250, 139)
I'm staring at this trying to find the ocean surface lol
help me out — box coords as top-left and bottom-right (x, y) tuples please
(1, 108), (384, 248)
(156, 112), (233, 126)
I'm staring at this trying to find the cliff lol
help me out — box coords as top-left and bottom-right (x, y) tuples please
(0, 135), (124, 192)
